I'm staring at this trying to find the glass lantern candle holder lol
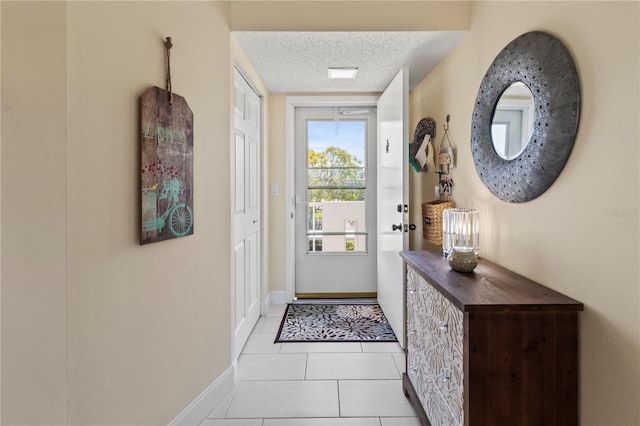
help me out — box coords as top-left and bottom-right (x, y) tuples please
(446, 209), (480, 272)
(442, 208), (459, 256)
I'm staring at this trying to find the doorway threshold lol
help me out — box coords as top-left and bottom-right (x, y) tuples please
(293, 296), (378, 305)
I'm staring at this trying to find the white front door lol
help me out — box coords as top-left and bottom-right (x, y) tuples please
(233, 68), (261, 358)
(294, 106), (377, 297)
(376, 69), (409, 347)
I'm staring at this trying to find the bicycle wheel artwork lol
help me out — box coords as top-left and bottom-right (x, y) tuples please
(169, 204), (193, 237)
(140, 86), (194, 244)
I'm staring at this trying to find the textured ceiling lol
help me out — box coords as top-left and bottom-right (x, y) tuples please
(233, 31), (465, 93)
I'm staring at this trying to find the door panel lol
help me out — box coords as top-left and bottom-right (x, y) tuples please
(234, 68), (261, 358)
(234, 241), (246, 327)
(248, 232), (259, 304)
(235, 134), (245, 215)
(249, 139), (258, 209)
(377, 68), (409, 347)
(294, 107), (377, 296)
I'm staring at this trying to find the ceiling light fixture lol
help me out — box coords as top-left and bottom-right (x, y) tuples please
(328, 67), (359, 79)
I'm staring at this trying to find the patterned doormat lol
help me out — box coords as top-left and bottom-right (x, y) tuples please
(275, 303), (398, 343)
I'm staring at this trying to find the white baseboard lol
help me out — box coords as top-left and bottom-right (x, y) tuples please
(169, 366), (235, 426)
(270, 290), (287, 305)
(261, 291), (287, 316)
(260, 292), (272, 316)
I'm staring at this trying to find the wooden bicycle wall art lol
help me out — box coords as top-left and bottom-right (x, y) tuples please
(139, 86), (194, 244)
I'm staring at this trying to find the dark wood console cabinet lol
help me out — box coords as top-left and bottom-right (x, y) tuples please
(400, 250), (583, 426)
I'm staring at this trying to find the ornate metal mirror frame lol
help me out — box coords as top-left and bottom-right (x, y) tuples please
(471, 31), (580, 203)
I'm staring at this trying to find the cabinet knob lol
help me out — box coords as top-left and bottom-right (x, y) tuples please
(408, 288), (416, 294)
(438, 321), (448, 331)
(439, 373), (450, 382)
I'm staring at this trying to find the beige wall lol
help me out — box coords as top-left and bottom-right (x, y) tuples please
(2, 1), (241, 424)
(230, 0), (470, 31)
(1, 2), (69, 424)
(267, 94), (288, 292)
(409, 2), (639, 424)
(0, 2), (2, 419)
(66, 2), (234, 423)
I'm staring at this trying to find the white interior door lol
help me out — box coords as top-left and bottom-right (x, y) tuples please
(376, 68), (409, 347)
(294, 107), (377, 297)
(233, 68), (261, 358)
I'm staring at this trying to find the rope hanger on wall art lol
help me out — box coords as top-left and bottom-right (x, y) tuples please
(164, 36), (174, 105)
(139, 36), (194, 244)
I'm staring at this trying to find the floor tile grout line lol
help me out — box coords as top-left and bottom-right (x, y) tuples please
(336, 379), (342, 418)
(303, 353), (308, 380)
(220, 383), (237, 420)
(387, 351), (402, 379)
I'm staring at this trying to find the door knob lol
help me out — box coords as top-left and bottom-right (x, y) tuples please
(392, 223), (403, 232)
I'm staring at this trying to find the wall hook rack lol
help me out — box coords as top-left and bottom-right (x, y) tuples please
(436, 114), (454, 174)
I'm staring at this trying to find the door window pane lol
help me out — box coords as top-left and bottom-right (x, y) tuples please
(306, 120), (367, 253)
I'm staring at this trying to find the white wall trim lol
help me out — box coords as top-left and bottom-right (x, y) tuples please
(261, 291), (272, 315)
(284, 96), (379, 302)
(269, 290), (287, 305)
(168, 366), (235, 426)
(261, 291), (287, 315)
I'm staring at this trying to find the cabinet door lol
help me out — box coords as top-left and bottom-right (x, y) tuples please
(406, 267), (431, 407)
(422, 386), (458, 426)
(408, 267), (464, 426)
(430, 288), (464, 423)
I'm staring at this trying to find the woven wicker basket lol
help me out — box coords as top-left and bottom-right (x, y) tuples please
(422, 200), (455, 245)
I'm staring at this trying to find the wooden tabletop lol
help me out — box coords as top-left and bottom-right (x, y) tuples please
(400, 250), (584, 313)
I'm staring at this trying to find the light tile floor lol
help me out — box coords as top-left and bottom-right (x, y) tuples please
(202, 304), (420, 426)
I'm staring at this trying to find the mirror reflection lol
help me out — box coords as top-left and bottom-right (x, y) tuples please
(491, 82), (535, 160)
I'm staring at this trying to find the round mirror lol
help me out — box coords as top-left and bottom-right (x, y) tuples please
(490, 82), (535, 160)
(470, 31), (580, 203)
